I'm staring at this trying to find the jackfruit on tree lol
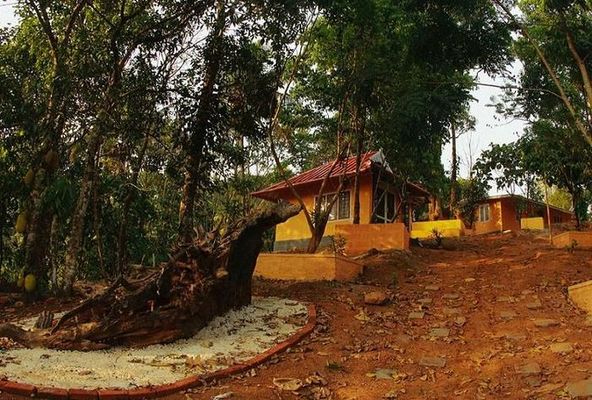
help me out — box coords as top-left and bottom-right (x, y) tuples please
(24, 274), (36, 293)
(43, 149), (59, 170)
(69, 144), (80, 163)
(16, 271), (24, 288)
(15, 212), (28, 233)
(23, 169), (34, 186)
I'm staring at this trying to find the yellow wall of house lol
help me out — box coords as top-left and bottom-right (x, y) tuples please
(521, 217), (545, 230)
(410, 219), (464, 238)
(275, 174), (373, 242)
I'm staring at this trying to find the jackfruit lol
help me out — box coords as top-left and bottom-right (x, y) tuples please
(15, 212), (28, 233)
(23, 169), (34, 186)
(35, 168), (46, 184)
(16, 272), (24, 288)
(69, 144), (80, 163)
(24, 274), (36, 293)
(43, 149), (59, 170)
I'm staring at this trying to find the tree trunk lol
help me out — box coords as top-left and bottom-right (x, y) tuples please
(352, 106), (365, 225)
(178, 0), (227, 243)
(117, 136), (150, 275)
(61, 133), (102, 293)
(449, 123), (457, 216)
(572, 190), (581, 229)
(0, 203), (300, 350)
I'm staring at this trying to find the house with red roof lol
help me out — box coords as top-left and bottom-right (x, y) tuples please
(252, 150), (430, 253)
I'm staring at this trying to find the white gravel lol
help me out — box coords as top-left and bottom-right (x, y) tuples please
(0, 297), (308, 389)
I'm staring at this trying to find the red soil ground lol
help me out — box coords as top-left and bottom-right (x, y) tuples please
(3, 231), (592, 399)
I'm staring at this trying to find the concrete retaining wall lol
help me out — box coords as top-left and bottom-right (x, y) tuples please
(554, 231), (592, 249)
(255, 253), (363, 281)
(335, 223), (409, 254)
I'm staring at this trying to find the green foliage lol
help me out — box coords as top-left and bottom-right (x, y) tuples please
(457, 178), (488, 227)
(545, 185), (572, 211)
(0, 0), (514, 289)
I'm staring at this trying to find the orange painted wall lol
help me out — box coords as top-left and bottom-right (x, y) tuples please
(473, 199), (503, 234)
(335, 223), (409, 255)
(472, 197), (573, 235)
(255, 253), (363, 281)
(500, 198), (521, 232)
(554, 231), (592, 248)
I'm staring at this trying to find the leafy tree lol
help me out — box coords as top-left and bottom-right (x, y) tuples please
(457, 178), (489, 228)
(474, 142), (540, 199)
(492, 0), (592, 147)
(521, 123), (592, 227)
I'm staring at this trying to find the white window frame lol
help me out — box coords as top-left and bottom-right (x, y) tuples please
(374, 188), (397, 223)
(314, 191), (350, 221)
(478, 204), (490, 222)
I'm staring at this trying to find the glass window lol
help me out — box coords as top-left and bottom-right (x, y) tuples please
(315, 191), (350, 221)
(374, 188), (396, 223)
(479, 204), (490, 222)
(387, 192), (395, 221)
(338, 191), (350, 219)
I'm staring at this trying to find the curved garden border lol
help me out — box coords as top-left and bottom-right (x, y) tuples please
(0, 303), (316, 399)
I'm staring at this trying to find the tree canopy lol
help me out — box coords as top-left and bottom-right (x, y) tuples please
(0, 0), (516, 293)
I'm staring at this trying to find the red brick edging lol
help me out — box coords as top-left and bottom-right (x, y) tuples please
(0, 304), (317, 399)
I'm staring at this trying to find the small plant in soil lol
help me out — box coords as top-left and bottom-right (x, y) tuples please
(325, 361), (344, 371)
(566, 239), (578, 253)
(431, 229), (443, 248)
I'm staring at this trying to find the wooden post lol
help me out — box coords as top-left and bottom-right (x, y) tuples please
(545, 184), (553, 245)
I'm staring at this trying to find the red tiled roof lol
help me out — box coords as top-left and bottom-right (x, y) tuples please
(252, 151), (378, 200)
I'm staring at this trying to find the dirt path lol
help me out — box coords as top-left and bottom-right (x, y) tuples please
(170, 232), (592, 400)
(2, 232), (592, 399)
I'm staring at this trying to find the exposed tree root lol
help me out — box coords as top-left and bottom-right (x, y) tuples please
(0, 202), (300, 350)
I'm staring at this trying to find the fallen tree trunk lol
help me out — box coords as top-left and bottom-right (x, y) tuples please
(0, 202), (300, 350)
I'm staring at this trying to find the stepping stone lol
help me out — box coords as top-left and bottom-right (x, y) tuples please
(500, 311), (517, 320)
(429, 328), (450, 338)
(534, 319), (560, 328)
(443, 307), (462, 315)
(419, 356), (446, 368)
(418, 298), (432, 305)
(549, 342), (573, 354)
(369, 368), (397, 380)
(566, 378), (592, 398)
(425, 285), (440, 291)
(395, 334), (411, 344)
(409, 312), (425, 320)
(454, 316), (467, 327)
(515, 361), (541, 376)
(464, 278), (475, 282)
(497, 296), (514, 303)
(364, 291), (389, 305)
(526, 300), (542, 310)
(521, 290), (534, 295)
(526, 376), (542, 387)
(504, 333), (527, 341)
(443, 293), (460, 300)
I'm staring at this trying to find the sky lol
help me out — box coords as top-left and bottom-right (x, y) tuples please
(0, 4), (526, 185)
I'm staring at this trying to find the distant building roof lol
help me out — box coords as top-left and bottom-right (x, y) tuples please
(484, 194), (573, 215)
(251, 150), (429, 201)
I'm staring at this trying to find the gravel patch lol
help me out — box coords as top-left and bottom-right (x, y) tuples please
(0, 297), (308, 389)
